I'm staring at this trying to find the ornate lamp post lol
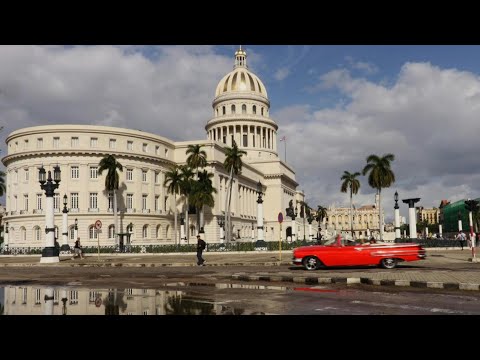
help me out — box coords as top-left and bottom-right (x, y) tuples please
(61, 194), (70, 251)
(217, 215), (225, 243)
(291, 207), (298, 242)
(39, 165), (61, 263)
(180, 212), (186, 244)
(254, 181), (267, 250)
(61, 288), (68, 315)
(251, 222), (255, 240)
(394, 191), (401, 240)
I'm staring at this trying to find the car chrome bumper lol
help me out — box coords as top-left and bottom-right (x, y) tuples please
(292, 257), (303, 265)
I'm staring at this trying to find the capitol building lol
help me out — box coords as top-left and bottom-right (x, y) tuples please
(1, 48), (309, 249)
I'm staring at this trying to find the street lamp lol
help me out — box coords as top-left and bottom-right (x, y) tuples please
(61, 194), (70, 251)
(39, 165), (61, 263)
(254, 181), (267, 250)
(251, 222), (255, 240)
(217, 215), (225, 243)
(74, 218), (78, 243)
(394, 191), (401, 240)
(180, 212), (186, 244)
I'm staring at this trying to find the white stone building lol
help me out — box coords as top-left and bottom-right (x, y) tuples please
(1, 48), (308, 249)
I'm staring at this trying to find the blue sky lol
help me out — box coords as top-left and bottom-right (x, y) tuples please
(1, 45), (480, 221)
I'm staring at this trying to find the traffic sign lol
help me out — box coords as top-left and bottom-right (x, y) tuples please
(278, 212), (283, 223)
(95, 220), (102, 230)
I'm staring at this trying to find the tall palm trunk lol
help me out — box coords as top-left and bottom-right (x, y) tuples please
(350, 190), (353, 238)
(224, 167), (234, 243)
(173, 193), (178, 246)
(114, 189), (118, 246)
(378, 189), (383, 241)
(185, 198), (189, 244)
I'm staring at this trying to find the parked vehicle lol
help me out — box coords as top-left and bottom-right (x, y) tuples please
(292, 235), (426, 270)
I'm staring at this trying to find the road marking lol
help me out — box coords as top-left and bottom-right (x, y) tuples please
(351, 300), (470, 314)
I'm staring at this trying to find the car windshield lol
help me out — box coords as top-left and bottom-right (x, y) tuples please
(323, 236), (361, 246)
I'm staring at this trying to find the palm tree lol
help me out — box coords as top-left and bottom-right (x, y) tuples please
(164, 165), (183, 246)
(362, 154), (396, 241)
(190, 170), (217, 233)
(316, 205), (328, 239)
(0, 170), (5, 197)
(98, 155), (123, 246)
(179, 165), (195, 242)
(223, 141), (246, 243)
(340, 171), (361, 238)
(186, 145), (207, 241)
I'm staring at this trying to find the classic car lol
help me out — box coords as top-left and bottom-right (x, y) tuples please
(292, 235), (426, 270)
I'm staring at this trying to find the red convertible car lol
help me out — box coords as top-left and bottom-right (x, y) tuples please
(292, 236), (426, 270)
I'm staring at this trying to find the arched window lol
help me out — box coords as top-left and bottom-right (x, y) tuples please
(20, 227), (26, 241)
(242, 104), (247, 114)
(261, 107), (264, 116)
(156, 225), (162, 239)
(231, 104), (236, 114)
(252, 105), (257, 114)
(165, 225), (170, 240)
(89, 225), (98, 239)
(216, 108), (219, 116)
(34, 226), (41, 241)
(108, 225), (115, 239)
(222, 106), (226, 115)
(142, 225), (148, 239)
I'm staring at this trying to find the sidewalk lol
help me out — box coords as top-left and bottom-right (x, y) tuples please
(1, 249), (480, 291)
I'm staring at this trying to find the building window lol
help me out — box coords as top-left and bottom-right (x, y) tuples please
(164, 196), (168, 211)
(243, 134), (248, 147)
(24, 168), (29, 181)
(222, 106), (226, 115)
(90, 137), (98, 148)
(36, 194), (42, 210)
(155, 145), (160, 155)
(20, 227), (26, 241)
(37, 138), (43, 149)
(242, 104), (247, 114)
(127, 194), (133, 209)
(34, 226), (41, 241)
(24, 139), (29, 149)
(231, 104), (236, 114)
(165, 148), (169, 157)
(155, 196), (159, 211)
(69, 227), (75, 240)
(53, 137), (60, 148)
(34, 289), (41, 305)
(108, 192), (114, 210)
(24, 194), (28, 211)
(109, 139), (116, 149)
(14, 170), (18, 183)
(155, 171), (159, 184)
(127, 141), (133, 151)
(253, 105), (257, 114)
(142, 170), (147, 182)
(71, 166), (79, 179)
(126, 169), (133, 181)
(90, 166), (98, 179)
(142, 195), (148, 210)
(22, 288), (27, 304)
(89, 226), (98, 240)
(89, 193), (98, 209)
(142, 225), (148, 238)
(70, 291), (78, 305)
(71, 193), (79, 210)
(142, 143), (148, 152)
(71, 137), (79, 147)
(53, 193), (60, 210)
(108, 225), (115, 239)
(261, 107), (264, 116)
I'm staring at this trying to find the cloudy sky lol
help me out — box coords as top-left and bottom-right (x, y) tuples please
(1, 45), (480, 222)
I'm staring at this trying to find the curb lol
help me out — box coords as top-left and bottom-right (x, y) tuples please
(0, 261), (285, 268)
(231, 273), (480, 291)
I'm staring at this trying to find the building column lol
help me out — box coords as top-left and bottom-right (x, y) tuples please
(402, 198), (420, 240)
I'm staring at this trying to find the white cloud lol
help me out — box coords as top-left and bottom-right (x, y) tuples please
(345, 55), (379, 75)
(0, 45), (232, 149)
(274, 67), (290, 81)
(273, 62), (480, 221)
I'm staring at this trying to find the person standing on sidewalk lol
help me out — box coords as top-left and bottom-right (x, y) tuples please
(196, 234), (206, 266)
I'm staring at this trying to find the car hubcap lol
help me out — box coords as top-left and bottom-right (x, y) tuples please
(306, 258), (317, 270)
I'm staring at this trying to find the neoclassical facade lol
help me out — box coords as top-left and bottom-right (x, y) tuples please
(1, 48), (308, 249)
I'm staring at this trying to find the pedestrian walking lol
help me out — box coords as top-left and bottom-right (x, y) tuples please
(458, 231), (466, 250)
(196, 234), (206, 266)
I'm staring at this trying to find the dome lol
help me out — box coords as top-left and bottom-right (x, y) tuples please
(214, 48), (268, 99)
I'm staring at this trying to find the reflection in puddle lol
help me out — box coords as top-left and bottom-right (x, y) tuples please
(0, 283), (284, 315)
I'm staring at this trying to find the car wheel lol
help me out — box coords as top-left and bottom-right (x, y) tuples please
(380, 258), (397, 269)
(303, 256), (321, 271)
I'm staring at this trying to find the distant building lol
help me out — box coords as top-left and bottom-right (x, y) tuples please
(442, 198), (480, 233)
(416, 207), (440, 224)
